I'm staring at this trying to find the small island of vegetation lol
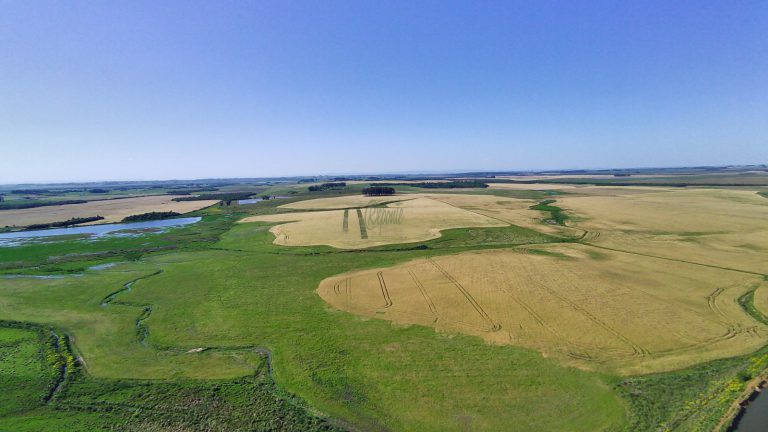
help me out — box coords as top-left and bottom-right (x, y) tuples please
(122, 211), (182, 223)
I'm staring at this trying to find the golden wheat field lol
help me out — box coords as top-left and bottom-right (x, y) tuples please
(0, 195), (219, 227)
(318, 244), (768, 374)
(557, 188), (768, 273)
(241, 196), (506, 248)
(279, 194), (414, 210)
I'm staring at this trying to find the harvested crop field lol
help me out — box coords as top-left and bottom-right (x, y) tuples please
(241, 196), (506, 248)
(0, 195), (219, 227)
(318, 244), (768, 374)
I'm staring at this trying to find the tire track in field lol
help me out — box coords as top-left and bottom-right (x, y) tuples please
(517, 256), (649, 357)
(494, 264), (596, 357)
(407, 269), (438, 321)
(342, 209), (349, 232)
(376, 272), (393, 308)
(427, 258), (501, 332)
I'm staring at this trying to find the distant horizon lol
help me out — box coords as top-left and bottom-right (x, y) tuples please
(2, 162), (766, 187)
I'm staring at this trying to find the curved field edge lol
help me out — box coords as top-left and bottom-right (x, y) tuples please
(0, 321), (341, 432)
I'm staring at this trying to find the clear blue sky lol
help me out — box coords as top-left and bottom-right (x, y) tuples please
(1, 1), (766, 183)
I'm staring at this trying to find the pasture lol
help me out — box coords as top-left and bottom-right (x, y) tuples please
(0, 195), (219, 228)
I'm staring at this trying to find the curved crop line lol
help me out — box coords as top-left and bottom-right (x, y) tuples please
(517, 257), (649, 357)
(407, 269), (438, 320)
(427, 258), (501, 332)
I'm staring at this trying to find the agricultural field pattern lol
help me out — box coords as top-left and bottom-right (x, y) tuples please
(3, 178), (768, 431)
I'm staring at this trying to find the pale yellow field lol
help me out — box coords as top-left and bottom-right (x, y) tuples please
(280, 194), (414, 210)
(241, 196), (506, 249)
(318, 244), (768, 374)
(487, 183), (580, 191)
(557, 188), (768, 273)
(0, 195), (219, 227)
(420, 193), (569, 235)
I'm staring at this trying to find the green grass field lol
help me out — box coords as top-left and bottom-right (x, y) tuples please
(0, 189), (766, 431)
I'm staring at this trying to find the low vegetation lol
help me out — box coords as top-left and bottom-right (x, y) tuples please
(529, 199), (569, 225)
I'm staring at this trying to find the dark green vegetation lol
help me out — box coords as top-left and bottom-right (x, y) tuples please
(0, 324), (64, 417)
(308, 182), (347, 192)
(361, 186), (395, 196)
(377, 181), (489, 188)
(172, 192), (254, 204)
(25, 216), (104, 231)
(758, 191), (768, 199)
(529, 199), (569, 226)
(1, 186), (766, 431)
(618, 347), (768, 431)
(0, 200), (88, 211)
(121, 212), (181, 223)
(0, 323), (340, 431)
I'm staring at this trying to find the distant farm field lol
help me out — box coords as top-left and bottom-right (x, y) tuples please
(0, 196), (219, 227)
(557, 188), (768, 273)
(242, 195), (506, 248)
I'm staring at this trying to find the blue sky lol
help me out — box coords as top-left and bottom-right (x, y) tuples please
(1, 1), (766, 183)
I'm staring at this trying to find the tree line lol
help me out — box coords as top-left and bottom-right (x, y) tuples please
(374, 181), (488, 189)
(25, 216), (104, 231)
(172, 192), (253, 205)
(0, 200), (88, 211)
(308, 182), (347, 192)
(362, 186), (395, 196)
(122, 211), (181, 223)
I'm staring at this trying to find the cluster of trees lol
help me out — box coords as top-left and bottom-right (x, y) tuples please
(362, 186), (395, 196)
(122, 211), (181, 223)
(25, 216), (104, 230)
(375, 181), (488, 189)
(166, 187), (219, 195)
(172, 192), (253, 205)
(0, 195), (3, 202)
(0, 199), (88, 211)
(308, 182), (346, 192)
(88, 188), (110, 193)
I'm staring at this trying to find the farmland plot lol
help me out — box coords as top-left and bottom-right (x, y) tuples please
(318, 244), (768, 374)
(557, 188), (768, 273)
(241, 196), (506, 248)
